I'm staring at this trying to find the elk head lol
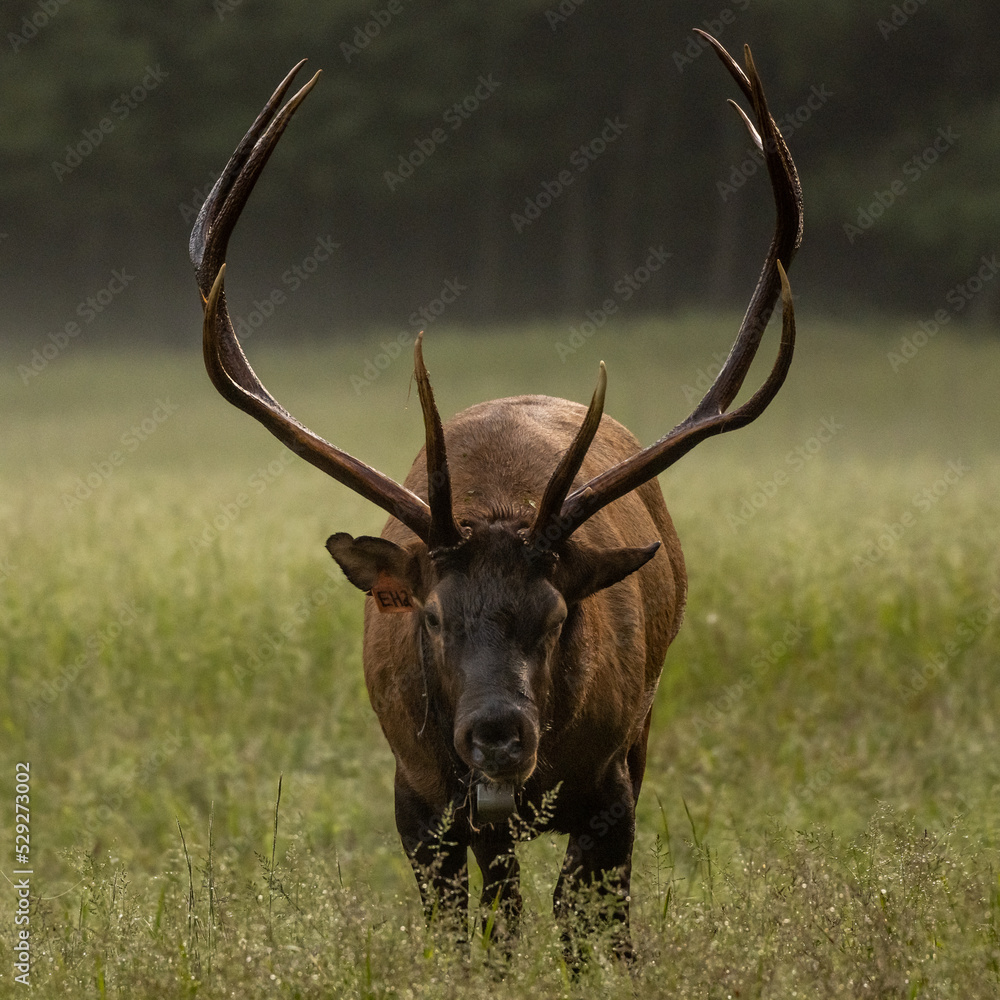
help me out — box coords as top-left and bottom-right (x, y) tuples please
(324, 347), (661, 785)
(191, 33), (801, 792)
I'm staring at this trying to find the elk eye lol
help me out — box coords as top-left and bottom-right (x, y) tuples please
(545, 612), (567, 640)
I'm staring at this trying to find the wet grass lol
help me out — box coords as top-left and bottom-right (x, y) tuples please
(2, 314), (1000, 996)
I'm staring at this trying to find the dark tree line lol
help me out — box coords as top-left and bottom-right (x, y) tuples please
(1, 0), (998, 340)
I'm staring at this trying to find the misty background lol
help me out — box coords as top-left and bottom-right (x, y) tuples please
(1, 0), (998, 347)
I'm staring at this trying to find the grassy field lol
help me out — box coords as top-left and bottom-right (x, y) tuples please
(2, 314), (1000, 997)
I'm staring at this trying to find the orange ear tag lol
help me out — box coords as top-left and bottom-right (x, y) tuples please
(370, 571), (415, 613)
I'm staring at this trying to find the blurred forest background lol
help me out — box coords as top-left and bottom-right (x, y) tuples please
(1, 0), (998, 343)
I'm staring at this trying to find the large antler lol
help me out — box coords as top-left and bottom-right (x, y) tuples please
(192, 62), (444, 544)
(529, 34), (802, 551)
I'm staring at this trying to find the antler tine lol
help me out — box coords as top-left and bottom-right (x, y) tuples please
(527, 362), (607, 551)
(194, 67), (433, 543)
(194, 64), (320, 416)
(690, 40), (802, 419)
(547, 35), (801, 545)
(414, 334), (463, 551)
(728, 100), (762, 151)
(191, 60), (315, 285)
(202, 265), (433, 538)
(692, 28), (753, 104)
(557, 263), (795, 534)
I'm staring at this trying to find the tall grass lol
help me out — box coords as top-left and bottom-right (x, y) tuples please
(2, 315), (999, 996)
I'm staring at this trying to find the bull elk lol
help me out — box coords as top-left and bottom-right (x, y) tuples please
(191, 31), (801, 960)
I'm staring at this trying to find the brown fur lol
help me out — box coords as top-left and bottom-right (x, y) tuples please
(365, 395), (685, 806)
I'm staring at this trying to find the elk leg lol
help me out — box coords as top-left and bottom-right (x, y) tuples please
(553, 781), (637, 964)
(394, 777), (469, 935)
(626, 707), (653, 799)
(471, 824), (522, 949)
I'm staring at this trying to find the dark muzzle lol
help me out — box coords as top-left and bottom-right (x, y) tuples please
(455, 706), (537, 784)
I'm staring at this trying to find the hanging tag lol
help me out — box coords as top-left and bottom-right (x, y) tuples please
(370, 571), (414, 613)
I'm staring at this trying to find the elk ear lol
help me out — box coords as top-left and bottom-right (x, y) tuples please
(325, 532), (422, 595)
(552, 540), (660, 605)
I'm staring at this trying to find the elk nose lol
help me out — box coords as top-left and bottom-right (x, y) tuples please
(460, 715), (525, 779)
